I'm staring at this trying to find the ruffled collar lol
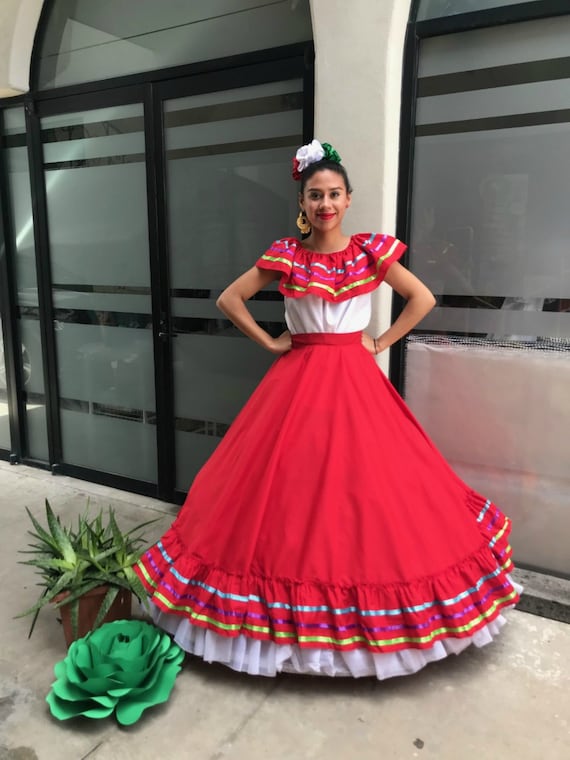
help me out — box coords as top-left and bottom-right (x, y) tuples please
(257, 233), (406, 303)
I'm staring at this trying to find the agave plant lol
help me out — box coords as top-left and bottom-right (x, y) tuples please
(16, 499), (158, 639)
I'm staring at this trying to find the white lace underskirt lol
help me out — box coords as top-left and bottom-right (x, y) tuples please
(150, 588), (520, 680)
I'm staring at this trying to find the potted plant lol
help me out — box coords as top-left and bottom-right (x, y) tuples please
(16, 499), (158, 646)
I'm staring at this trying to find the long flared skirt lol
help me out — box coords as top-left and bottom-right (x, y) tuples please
(135, 332), (520, 678)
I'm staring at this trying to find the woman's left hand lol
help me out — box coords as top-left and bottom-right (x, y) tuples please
(269, 330), (292, 354)
(362, 333), (377, 355)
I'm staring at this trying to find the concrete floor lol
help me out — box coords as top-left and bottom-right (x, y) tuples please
(0, 460), (568, 760)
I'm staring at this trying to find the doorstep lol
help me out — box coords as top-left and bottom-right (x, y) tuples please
(513, 567), (570, 624)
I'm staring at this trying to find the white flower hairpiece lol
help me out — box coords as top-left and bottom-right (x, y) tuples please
(295, 139), (325, 172)
(291, 140), (342, 180)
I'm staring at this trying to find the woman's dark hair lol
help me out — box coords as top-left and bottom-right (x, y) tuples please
(299, 159), (353, 194)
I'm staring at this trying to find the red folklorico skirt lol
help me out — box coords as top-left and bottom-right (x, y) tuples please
(135, 332), (520, 678)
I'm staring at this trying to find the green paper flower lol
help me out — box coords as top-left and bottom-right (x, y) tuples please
(322, 142), (342, 164)
(46, 619), (184, 725)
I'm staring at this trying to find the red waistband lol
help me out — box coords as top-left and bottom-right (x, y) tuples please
(291, 332), (362, 346)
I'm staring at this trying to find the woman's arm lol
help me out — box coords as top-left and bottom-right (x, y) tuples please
(364, 263), (436, 354)
(216, 266), (291, 354)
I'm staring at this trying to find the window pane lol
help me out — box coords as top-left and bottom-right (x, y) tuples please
(418, 0), (533, 20)
(42, 103), (157, 481)
(404, 18), (570, 576)
(38, 0), (312, 89)
(164, 79), (301, 490)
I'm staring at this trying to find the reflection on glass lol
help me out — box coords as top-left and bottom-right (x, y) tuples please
(38, 0), (312, 89)
(42, 103), (157, 482)
(164, 79), (302, 489)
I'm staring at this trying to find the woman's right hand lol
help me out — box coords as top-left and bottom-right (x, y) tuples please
(268, 331), (292, 354)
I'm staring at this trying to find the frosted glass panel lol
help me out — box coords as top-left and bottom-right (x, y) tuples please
(418, 307), (570, 338)
(56, 324), (154, 410)
(417, 80), (570, 125)
(418, 0), (532, 20)
(4, 109), (49, 460)
(175, 431), (220, 488)
(6, 148), (38, 296)
(165, 80), (302, 289)
(42, 106), (149, 287)
(173, 335), (276, 422)
(418, 16), (570, 76)
(405, 338), (570, 575)
(42, 103), (157, 482)
(38, 0), (312, 89)
(411, 127), (570, 305)
(164, 80), (300, 490)
(3, 108), (26, 133)
(60, 408), (157, 481)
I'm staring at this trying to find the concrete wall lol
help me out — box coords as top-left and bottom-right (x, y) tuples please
(0, 0), (44, 97)
(311, 0), (411, 372)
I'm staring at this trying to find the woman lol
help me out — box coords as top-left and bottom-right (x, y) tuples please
(136, 140), (520, 679)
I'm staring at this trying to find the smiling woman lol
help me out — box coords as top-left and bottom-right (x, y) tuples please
(134, 139), (520, 680)
(298, 168), (352, 246)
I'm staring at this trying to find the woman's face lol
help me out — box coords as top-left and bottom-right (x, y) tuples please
(300, 169), (351, 234)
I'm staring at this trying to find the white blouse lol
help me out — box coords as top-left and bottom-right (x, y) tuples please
(284, 292), (372, 334)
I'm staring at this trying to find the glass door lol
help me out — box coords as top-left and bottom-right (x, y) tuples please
(161, 77), (304, 493)
(402, 17), (570, 576)
(29, 61), (310, 498)
(40, 100), (158, 483)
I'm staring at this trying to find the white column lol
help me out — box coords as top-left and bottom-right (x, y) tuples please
(309, 0), (412, 373)
(0, 0), (45, 98)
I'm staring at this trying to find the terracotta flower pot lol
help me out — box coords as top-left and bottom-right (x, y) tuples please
(55, 586), (132, 647)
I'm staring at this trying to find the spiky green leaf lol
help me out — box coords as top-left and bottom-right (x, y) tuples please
(92, 586), (120, 630)
(24, 508), (60, 553)
(18, 557), (75, 572)
(44, 500), (76, 565)
(18, 501), (155, 637)
(122, 566), (149, 608)
(52, 579), (104, 607)
(123, 517), (161, 537)
(70, 598), (79, 640)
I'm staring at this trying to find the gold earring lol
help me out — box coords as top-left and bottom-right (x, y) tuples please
(296, 210), (311, 235)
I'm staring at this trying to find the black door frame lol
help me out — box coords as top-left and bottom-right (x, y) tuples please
(0, 42), (314, 502)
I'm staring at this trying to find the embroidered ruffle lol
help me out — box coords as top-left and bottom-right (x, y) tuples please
(255, 233), (407, 303)
(135, 491), (519, 655)
(149, 604), (516, 678)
